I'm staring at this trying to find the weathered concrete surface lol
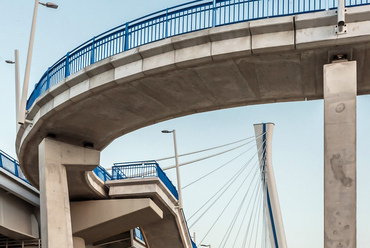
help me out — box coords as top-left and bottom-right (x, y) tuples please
(324, 61), (356, 248)
(0, 167), (39, 207)
(107, 178), (193, 248)
(38, 138), (100, 248)
(73, 237), (85, 248)
(70, 198), (163, 245)
(0, 187), (39, 240)
(16, 5), (370, 189)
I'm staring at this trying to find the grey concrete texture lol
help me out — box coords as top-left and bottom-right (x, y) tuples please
(70, 198), (163, 245)
(324, 61), (356, 248)
(0, 167), (39, 207)
(16, 5), (370, 191)
(0, 187), (39, 240)
(38, 138), (101, 248)
(108, 178), (193, 248)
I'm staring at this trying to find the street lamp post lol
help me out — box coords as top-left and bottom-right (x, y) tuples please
(162, 129), (183, 209)
(18, 0), (58, 125)
(5, 50), (20, 131)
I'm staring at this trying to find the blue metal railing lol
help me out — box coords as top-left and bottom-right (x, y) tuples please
(0, 149), (112, 185)
(182, 209), (198, 248)
(134, 227), (145, 242)
(26, 0), (370, 110)
(111, 160), (179, 200)
(93, 165), (112, 182)
(0, 150), (29, 183)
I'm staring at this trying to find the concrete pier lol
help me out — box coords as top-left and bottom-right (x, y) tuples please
(38, 138), (100, 248)
(324, 60), (357, 248)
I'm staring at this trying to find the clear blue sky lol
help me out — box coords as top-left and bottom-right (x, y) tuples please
(1, 1), (369, 247)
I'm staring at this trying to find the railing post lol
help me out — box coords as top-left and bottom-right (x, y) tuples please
(165, 8), (169, 38)
(90, 37), (96, 65)
(65, 52), (70, 78)
(124, 22), (129, 51)
(14, 161), (19, 177)
(0, 154), (3, 168)
(46, 67), (50, 89)
(213, 0), (216, 27)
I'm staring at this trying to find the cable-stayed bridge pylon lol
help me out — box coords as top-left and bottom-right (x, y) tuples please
(255, 123), (287, 248)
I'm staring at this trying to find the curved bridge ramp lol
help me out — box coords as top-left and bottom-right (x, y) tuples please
(107, 178), (194, 248)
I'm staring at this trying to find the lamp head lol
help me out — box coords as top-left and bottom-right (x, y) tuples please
(5, 60), (15, 64)
(46, 2), (58, 9)
(161, 130), (173, 134)
(39, 2), (59, 9)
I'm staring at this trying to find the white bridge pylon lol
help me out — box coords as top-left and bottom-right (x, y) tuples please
(254, 123), (287, 248)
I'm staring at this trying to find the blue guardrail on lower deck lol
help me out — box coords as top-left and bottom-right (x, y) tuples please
(111, 160), (179, 200)
(26, 0), (370, 110)
(93, 165), (112, 182)
(0, 149), (30, 184)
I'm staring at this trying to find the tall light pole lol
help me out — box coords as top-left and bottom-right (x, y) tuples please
(19, 1), (58, 125)
(5, 50), (20, 131)
(162, 129), (183, 209)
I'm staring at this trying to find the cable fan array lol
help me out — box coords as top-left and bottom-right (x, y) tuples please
(157, 132), (272, 248)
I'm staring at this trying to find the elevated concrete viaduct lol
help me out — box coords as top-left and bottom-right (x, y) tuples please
(0, 167), (39, 241)
(15, 5), (370, 248)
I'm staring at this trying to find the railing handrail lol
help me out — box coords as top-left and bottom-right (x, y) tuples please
(0, 149), (18, 164)
(0, 149), (30, 184)
(93, 165), (112, 182)
(111, 160), (179, 199)
(113, 160), (159, 167)
(26, 0), (370, 110)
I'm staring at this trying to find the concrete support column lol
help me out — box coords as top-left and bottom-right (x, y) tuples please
(324, 60), (356, 248)
(39, 138), (100, 248)
(73, 237), (86, 248)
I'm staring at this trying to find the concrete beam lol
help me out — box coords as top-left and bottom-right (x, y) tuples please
(0, 167), (39, 207)
(324, 60), (356, 248)
(108, 178), (193, 248)
(70, 198), (163, 245)
(0, 188), (39, 240)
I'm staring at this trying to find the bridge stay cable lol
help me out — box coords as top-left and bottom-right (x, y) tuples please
(218, 144), (269, 247)
(242, 188), (263, 248)
(182, 142), (259, 189)
(230, 173), (264, 248)
(197, 162), (261, 246)
(156, 134), (260, 162)
(196, 143), (268, 246)
(251, 190), (264, 248)
(187, 141), (265, 223)
(162, 134), (265, 170)
(219, 168), (261, 248)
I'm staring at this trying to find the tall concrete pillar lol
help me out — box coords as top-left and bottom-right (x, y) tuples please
(324, 60), (356, 248)
(38, 138), (100, 248)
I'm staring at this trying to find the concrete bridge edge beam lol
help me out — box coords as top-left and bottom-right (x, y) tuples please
(324, 60), (356, 248)
(38, 138), (100, 248)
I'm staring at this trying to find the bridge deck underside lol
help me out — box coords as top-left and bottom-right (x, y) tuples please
(19, 41), (370, 187)
(16, 5), (370, 187)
